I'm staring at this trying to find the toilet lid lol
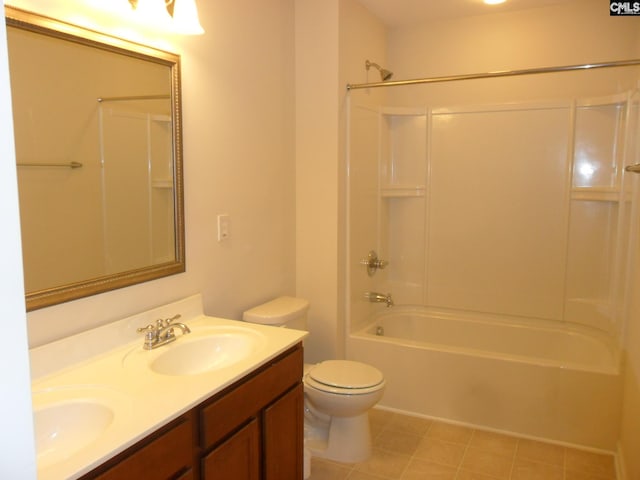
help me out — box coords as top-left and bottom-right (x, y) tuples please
(308, 360), (384, 389)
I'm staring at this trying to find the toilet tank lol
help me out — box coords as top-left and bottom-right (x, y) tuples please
(242, 296), (309, 330)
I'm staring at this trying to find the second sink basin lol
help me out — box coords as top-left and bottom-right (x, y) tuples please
(125, 325), (266, 376)
(32, 386), (132, 469)
(35, 401), (113, 467)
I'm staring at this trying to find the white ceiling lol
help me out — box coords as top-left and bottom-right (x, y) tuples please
(356, 0), (580, 28)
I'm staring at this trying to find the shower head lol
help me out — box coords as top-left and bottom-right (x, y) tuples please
(365, 60), (393, 81)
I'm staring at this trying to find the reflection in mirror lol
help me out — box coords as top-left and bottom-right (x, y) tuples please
(5, 7), (185, 311)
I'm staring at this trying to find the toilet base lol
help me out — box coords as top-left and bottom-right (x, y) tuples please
(306, 411), (372, 464)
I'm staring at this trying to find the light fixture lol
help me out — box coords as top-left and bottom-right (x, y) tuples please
(129, 0), (171, 27)
(484, 0), (507, 4)
(171, 0), (205, 35)
(128, 0), (204, 35)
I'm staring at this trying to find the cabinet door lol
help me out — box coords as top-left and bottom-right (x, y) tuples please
(175, 469), (194, 480)
(202, 418), (260, 480)
(88, 416), (192, 480)
(263, 384), (304, 480)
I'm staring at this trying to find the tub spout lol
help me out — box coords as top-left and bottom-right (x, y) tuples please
(364, 292), (394, 307)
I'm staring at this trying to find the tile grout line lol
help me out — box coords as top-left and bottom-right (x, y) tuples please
(393, 416), (433, 480)
(368, 412), (618, 480)
(453, 427), (476, 480)
(395, 421), (423, 480)
(506, 437), (520, 480)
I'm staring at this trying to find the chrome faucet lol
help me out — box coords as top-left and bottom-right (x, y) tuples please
(364, 292), (394, 307)
(137, 314), (191, 350)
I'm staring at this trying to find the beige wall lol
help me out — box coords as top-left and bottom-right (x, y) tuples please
(387, 0), (640, 107)
(295, 0), (340, 362)
(388, 0), (640, 78)
(295, 0), (387, 362)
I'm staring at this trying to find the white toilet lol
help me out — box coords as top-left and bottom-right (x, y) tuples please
(243, 296), (385, 464)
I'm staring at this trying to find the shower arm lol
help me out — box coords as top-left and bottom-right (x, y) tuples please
(365, 60), (393, 82)
(366, 60), (382, 71)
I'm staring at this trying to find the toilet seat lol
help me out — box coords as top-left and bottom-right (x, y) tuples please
(305, 360), (384, 395)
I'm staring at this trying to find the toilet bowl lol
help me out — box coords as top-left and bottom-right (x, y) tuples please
(242, 297), (385, 465)
(303, 360), (385, 463)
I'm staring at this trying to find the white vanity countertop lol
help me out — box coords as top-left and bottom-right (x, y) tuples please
(30, 294), (307, 480)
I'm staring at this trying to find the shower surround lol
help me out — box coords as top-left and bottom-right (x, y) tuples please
(346, 67), (640, 451)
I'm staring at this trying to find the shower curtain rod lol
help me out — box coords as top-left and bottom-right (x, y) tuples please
(17, 161), (83, 169)
(97, 94), (171, 102)
(346, 58), (640, 90)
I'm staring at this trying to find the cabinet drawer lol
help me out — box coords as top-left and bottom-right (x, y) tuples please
(89, 415), (193, 480)
(200, 345), (302, 448)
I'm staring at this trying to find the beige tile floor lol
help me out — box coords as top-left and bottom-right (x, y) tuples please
(308, 409), (617, 480)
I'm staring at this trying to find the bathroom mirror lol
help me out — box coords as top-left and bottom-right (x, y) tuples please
(5, 7), (185, 311)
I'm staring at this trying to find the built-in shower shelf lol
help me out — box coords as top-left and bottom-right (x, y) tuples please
(152, 179), (174, 189)
(151, 114), (171, 123)
(381, 185), (425, 197)
(380, 106), (427, 116)
(571, 187), (628, 202)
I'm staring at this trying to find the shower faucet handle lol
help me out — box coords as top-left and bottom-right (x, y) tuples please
(360, 250), (389, 276)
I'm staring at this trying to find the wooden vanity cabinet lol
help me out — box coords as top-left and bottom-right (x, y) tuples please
(79, 344), (303, 480)
(85, 413), (195, 480)
(199, 344), (304, 479)
(201, 418), (260, 479)
(262, 383), (304, 480)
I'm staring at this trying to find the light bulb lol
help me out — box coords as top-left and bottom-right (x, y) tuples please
(132, 0), (172, 29)
(171, 0), (205, 35)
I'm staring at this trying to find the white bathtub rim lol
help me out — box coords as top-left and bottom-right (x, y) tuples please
(372, 405), (619, 457)
(354, 306), (620, 375)
(351, 330), (618, 375)
(369, 304), (619, 342)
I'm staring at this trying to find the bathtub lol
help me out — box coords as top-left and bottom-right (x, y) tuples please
(347, 306), (622, 450)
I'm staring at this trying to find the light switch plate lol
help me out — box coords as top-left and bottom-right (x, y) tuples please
(217, 214), (230, 241)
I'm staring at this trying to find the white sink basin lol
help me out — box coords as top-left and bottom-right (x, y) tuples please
(124, 326), (266, 376)
(34, 400), (113, 467)
(32, 386), (132, 469)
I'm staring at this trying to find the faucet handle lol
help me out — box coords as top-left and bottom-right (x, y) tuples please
(361, 250), (389, 277)
(136, 324), (157, 348)
(156, 314), (181, 329)
(137, 324), (156, 334)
